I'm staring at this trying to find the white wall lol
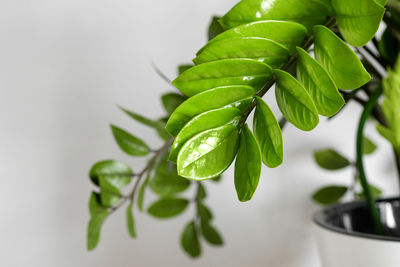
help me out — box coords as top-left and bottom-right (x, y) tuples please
(0, 0), (397, 266)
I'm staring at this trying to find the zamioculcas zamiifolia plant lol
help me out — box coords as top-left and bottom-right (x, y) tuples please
(87, 0), (400, 258)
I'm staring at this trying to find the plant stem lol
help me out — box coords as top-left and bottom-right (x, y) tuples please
(356, 87), (384, 235)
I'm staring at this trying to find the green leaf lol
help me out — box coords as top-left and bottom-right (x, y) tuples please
(147, 198), (189, 218)
(219, 0), (333, 31)
(166, 85), (254, 136)
(152, 62), (171, 83)
(161, 93), (187, 115)
(312, 185), (348, 205)
(126, 202), (136, 238)
(363, 136), (377, 155)
(197, 183), (207, 201)
(332, 0), (385, 46)
(208, 16), (224, 40)
(177, 124), (240, 180)
(119, 106), (170, 140)
(172, 59), (272, 97)
(253, 97), (283, 167)
(87, 192), (109, 250)
(197, 20), (307, 55)
(178, 64), (193, 75)
(198, 203), (213, 221)
(170, 107), (241, 162)
(210, 175), (222, 183)
(358, 184), (383, 199)
(149, 154), (190, 197)
(313, 25), (371, 90)
(378, 29), (400, 64)
(314, 149), (351, 170)
(181, 221), (201, 258)
(99, 176), (122, 207)
(89, 160), (133, 186)
(274, 70), (319, 131)
(200, 221), (224, 246)
(194, 37), (290, 69)
(111, 125), (150, 156)
(137, 174), (149, 212)
(234, 124), (262, 201)
(296, 47), (344, 117)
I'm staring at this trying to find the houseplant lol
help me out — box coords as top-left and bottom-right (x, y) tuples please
(86, 0), (400, 264)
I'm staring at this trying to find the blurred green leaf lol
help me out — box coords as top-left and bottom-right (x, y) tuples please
(208, 16), (224, 40)
(137, 174), (149, 212)
(200, 220), (223, 246)
(149, 154), (190, 197)
(253, 97), (283, 168)
(312, 185), (348, 205)
(166, 85), (254, 136)
(198, 203), (213, 222)
(296, 47), (344, 117)
(126, 202), (136, 238)
(181, 221), (201, 258)
(358, 184), (383, 199)
(378, 29), (400, 64)
(111, 125), (149, 156)
(234, 124), (262, 202)
(147, 198), (189, 218)
(314, 149), (351, 170)
(197, 183), (207, 201)
(99, 176), (122, 207)
(177, 124), (239, 180)
(274, 69), (319, 131)
(313, 25), (371, 89)
(89, 160), (132, 186)
(363, 136), (377, 155)
(87, 192), (109, 250)
(161, 93), (187, 115)
(151, 62), (171, 83)
(178, 64), (193, 75)
(172, 59), (272, 97)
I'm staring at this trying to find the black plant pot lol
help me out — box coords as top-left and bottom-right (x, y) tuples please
(313, 198), (400, 267)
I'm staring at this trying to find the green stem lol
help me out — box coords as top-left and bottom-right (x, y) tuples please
(356, 87), (384, 235)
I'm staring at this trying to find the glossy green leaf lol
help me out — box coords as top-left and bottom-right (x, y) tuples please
(161, 93), (187, 115)
(197, 20), (307, 55)
(363, 136), (377, 155)
(314, 149), (351, 170)
(178, 64), (193, 75)
(234, 124), (262, 202)
(313, 25), (371, 90)
(166, 85), (254, 136)
(274, 70), (319, 131)
(208, 16), (224, 40)
(177, 124), (240, 180)
(296, 47), (344, 117)
(147, 198), (189, 218)
(126, 202), (136, 238)
(312, 185), (348, 205)
(170, 107), (241, 162)
(99, 176), (122, 207)
(253, 97), (283, 167)
(172, 59), (272, 97)
(332, 0), (385, 46)
(149, 154), (190, 197)
(220, 0), (333, 31)
(198, 203), (213, 221)
(137, 174), (149, 212)
(194, 37), (290, 69)
(200, 221), (223, 246)
(181, 221), (201, 258)
(87, 193), (109, 250)
(89, 160), (132, 186)
(111, 125), (149, 156)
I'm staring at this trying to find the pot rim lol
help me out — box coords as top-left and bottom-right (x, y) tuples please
(313, 197), (400, 242)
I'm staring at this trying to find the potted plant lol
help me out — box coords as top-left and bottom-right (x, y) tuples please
(86, 0), (400, 265)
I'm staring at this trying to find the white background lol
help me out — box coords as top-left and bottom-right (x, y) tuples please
(0, 0), (397, 266)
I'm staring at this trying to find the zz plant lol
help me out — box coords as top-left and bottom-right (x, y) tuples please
(87, 0), (400, 258)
